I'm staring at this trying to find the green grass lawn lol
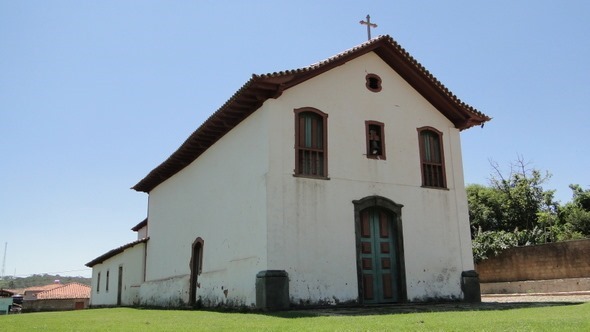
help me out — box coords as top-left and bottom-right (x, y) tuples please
(1, 302), (589, 331)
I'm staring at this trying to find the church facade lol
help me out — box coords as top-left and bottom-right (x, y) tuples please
(87, 35), (490, 308)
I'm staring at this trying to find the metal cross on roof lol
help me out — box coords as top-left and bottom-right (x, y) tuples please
(359, 14), (378, 41)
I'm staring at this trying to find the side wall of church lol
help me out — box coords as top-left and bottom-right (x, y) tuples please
(265, 52), (474, 304)
(89, 243), (146, 307)
(142, 107), (270, 307)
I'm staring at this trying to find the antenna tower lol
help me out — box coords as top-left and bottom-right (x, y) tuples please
(1, 242), (6, 279)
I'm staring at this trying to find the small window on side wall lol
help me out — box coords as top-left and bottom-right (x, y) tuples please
(365, 121), (386, 160)
(97, 272), (101, 293)
(417, 127), (446, 188)
(365, 74), (382, 92)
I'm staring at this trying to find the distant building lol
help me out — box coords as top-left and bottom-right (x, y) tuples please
(23, 283), (63, 301)
(22, 283), (90, 312)
(0, 289), (14, 315)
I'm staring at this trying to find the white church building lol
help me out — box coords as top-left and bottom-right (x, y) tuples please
(87, 35), (490, 309)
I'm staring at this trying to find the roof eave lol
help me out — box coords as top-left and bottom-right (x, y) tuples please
(86, 237), (149, 267)
(131, 35), (491, 193)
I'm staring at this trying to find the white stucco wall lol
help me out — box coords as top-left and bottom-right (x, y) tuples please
(143, 107), (270, 307)
(89, 242), (146, 307)
(264, 52), (475, 303)
(136, 226), (147, 240)
(140, 50), (476, 307)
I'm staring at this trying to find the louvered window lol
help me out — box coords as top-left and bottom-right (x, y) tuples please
(294, 108), (328, 178)
(418, 127), (446, 188)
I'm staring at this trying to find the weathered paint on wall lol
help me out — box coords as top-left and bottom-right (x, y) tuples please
(144, 107), (269, 307)
(139, 275), (189, 307)
(89, 242), (146, 306)
(139, 51), (475, 307)
(264, 52), (474, 303)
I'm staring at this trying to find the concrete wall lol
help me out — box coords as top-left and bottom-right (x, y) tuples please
(90, 242), (146, 306)
(265, 52), (474, 303)
(477, 239), (590, 283)
(144, 107), (269, 307)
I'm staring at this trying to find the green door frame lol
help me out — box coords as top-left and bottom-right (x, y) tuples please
(353, 196), (406, 304)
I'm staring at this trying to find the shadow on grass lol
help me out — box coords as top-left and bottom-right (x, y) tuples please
(258, 301), (586, 318)
(129, 300), (586, 319)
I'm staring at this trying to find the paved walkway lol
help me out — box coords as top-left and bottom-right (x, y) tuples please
(285, 293), (589, 316)
(482, 291), (590, 303)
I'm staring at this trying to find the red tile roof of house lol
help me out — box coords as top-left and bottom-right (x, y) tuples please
(0, 289), (15, 297)
(132, 35), (491, 193)
(24, 284), (64, 293)
(36, 283), (90, 300)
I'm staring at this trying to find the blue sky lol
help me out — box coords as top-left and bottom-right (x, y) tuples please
(1, 1), (588, 278)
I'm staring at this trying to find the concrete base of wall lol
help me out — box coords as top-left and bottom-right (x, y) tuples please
(481, 277), (590, 294)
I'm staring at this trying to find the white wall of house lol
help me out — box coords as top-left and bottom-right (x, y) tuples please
(264, 52), (474, 303)
(89, 243), (146, 306)
(142, 107), (270, 307)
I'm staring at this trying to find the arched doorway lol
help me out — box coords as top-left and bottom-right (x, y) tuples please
(353, 196), (406, 303)
(189, 237), (204, 306)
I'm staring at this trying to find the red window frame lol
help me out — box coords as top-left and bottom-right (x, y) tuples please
(365, 120), (386, 160)
(417, 127), (447, 188)
(294, 107), (328, 178)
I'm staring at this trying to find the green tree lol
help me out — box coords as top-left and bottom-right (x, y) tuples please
(466, 184), (503, 236)
(488, 159), (557, 233)
(468, 158), (557, 236)
(559, 184), (590, 236)
(468, 158), (560, 261)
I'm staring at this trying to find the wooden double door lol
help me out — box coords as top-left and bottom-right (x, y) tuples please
(358, 207), (403, 303)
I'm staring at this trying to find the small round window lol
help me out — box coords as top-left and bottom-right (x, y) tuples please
(365, 74), (382, 92)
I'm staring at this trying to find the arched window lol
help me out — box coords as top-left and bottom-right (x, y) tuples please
(294, 108), (328, 178)
(189, 237), (204, 306)
(418, 127), (446, 188)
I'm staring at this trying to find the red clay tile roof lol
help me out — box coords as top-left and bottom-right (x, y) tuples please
(36, 283), (90, 300)
(132, 35), (491, 193)
(0, 289), (15, 297)
(85, 237), (149, 267)
(24, 284), (64, 293)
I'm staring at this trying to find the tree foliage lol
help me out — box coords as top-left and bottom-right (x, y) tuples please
(0, 274), (91, 290)
(560, 184), (590, 235)
(468, 158), (589, 262)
